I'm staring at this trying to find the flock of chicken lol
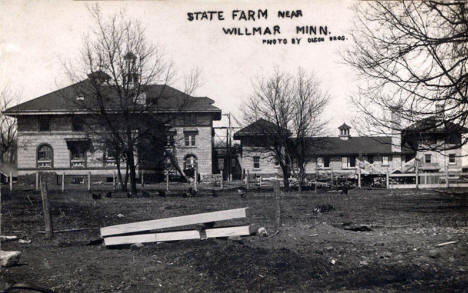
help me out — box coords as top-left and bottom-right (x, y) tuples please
(90, 187), (249, 200)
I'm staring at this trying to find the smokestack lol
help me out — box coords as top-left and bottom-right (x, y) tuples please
(390, 106), (401, 153)
(435, 104), (445, 121)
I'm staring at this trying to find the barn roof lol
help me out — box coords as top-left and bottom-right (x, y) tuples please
(303, 136), (413, 155)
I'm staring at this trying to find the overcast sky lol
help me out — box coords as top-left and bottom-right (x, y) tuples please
(0, 0), (360, 137)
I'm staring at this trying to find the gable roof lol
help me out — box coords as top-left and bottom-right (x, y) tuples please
(233, 119), (290, 139)
(404, 116), (468, 134)
(338, 123), (351, 130)
(4, 79), (221, 119)
(303, 136), (413, 155)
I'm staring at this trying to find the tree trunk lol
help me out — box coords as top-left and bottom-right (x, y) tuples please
(127, 148), (137, 195)
(167, 150), (189, 181)
(282, 166), (290, 189)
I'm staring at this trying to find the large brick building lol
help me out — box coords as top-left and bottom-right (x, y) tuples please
(4, 76), (221, 184)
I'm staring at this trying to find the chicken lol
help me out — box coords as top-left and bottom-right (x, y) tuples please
(91, 192), (101, 200)
(237, 187), (248, 199)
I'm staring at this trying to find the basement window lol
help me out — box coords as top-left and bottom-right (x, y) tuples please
(71, 176), (85, 184)
(449, 154), (456, 164)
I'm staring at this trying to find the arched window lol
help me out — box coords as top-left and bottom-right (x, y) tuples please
(37, 144), (53, 168)
(184, 155), (197, 170)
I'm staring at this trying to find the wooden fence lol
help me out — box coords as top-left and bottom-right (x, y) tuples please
(388, 172), (468, 189)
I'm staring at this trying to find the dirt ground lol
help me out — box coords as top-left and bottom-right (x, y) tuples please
(0, 185), (467, 292)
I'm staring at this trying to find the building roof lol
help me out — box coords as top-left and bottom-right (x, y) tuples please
(304, 136), (413, 156)
(404, 116), (468, 134)
(4, 79), (221, 119)
(338, 123), (351, 130)
(233, 119), (290, 139)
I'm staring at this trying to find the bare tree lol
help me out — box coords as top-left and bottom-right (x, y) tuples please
(0, 86), (19, 164)
(289, 69), (328, 191)
(65, 5), (200, 194)
(345, 0), (468, 149)
(244, 68), (328, 188)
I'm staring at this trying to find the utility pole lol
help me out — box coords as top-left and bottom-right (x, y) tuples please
(222, 113), (232, 182)
(228, 113), (232, 182)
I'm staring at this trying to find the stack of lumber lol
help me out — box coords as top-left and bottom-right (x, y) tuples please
(100, 208), (251, 246)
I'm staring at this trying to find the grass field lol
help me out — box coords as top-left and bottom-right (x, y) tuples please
(0, 185), (467, 292)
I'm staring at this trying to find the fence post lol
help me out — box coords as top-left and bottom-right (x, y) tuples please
(9, 171), (12, 192)
(315, 168), (318, 193)
(62, 172), (65, 192)
(40, 178), (53, 239)
(166, 171), (169, 192)
(386, 169), (389, 189)
(246, 170), (250, 190)
(445, 167), (449, 188)
(358, 166), (361, 188)
(220, 171), (224, 189)
(113, 171), (116, 191)
(35, 172), (39, 191)
(141, 170), (145, 189)
(88, 172), (91, 191)
(194, 169), (198, 192)
(330, 170), (334, 188)
(274, 179), (281, 231)
(415, 161), (419, 189)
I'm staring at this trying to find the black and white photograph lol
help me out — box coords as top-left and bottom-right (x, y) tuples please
(0, 0), (467, 292)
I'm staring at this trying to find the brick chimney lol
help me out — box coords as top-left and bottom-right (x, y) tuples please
(390, 107), (401, 153)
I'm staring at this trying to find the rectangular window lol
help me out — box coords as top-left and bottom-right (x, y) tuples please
(104, 148), (116, 166)
(382, 156), (389, 165)
(184, 133), (196, 146)
(72, 116), (84, 131)
(72, 176), (85, 184)
(368, 155), (374, 164)
(39, 117), (50, 131)
(317, 157), (324, 168)
(324, 156), (330, 168)
(350, 156), (356, 167)
(253, 156), (260, 169)
(425, 154), (432, 163)
(167, 134), (175, 146)
(449, 154), (456, 164)
(341, 156), (349, 169)
(70, 148), (86, 168)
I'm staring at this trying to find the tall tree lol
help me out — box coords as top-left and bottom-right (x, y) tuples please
(345, 0), (468, 148)
(244, 68), (328, 188)
(65, 5), (199, 194)
(0, 86), (19, 163)
(289, 69), (328, 191)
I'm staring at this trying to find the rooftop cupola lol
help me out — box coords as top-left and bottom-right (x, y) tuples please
(338, 123), (351, 140)
(123, 51), (139, 88)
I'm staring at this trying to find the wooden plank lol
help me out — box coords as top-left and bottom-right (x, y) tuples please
(100, 208), (247, 237)
(104, 225), (251, 246)
(205, 225), (250, 238)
